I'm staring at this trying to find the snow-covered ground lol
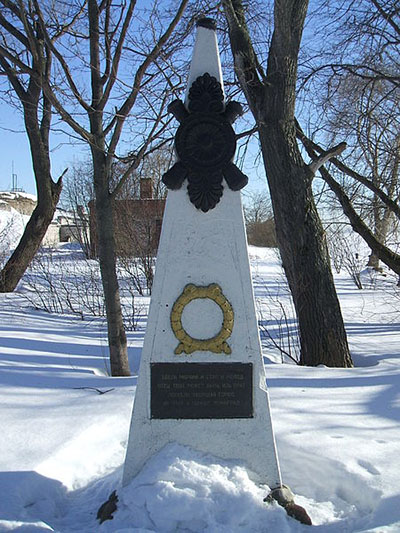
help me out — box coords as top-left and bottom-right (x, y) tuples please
(0, 245), (399, 532)
(0, 203), (30, 256)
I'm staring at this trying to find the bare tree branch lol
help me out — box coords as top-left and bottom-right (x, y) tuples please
(321, 166), (400, 276)
(0, 42), (33, 75)
(33, 0), (92, 113)
(0, 54), (26, 99)
(52, 1), (88, 40)
(0, 10), (29, 47)
(370, 0), (400, 38)
(295, 121), (400, 275)
(100, 0), (137, 108)
(308, 142), (347, 175)
(235, 124), (258, 140)
(110, 92), (170, 199)
(296, 121), (400, 221)
(106, 0), (188, 163)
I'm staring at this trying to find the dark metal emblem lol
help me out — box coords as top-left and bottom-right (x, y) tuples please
(162, 73), (248, 212)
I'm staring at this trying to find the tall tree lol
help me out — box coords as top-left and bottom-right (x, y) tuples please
(301, 0), (400, 272)
(0, 2), (72, 292)
(223, 0), (353, 367)
(0, 0), (190, 375)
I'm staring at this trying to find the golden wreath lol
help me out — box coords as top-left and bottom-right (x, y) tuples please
(170, 283), (234, 355)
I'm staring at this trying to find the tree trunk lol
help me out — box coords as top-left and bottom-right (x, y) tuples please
(0, 88), (62, 293)
(92, 146), (130, 377)
(367, 252), (380, 269)
(368, 194), (382, 270)
(368, 199), (392, 270)
(0, 183), (62, 292)
(258, 125), (353, 367)
(223, 0), (353, 367)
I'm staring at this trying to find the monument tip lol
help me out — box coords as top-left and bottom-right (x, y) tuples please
(196, 17), (217, 30)
(184, 15), (223, 110)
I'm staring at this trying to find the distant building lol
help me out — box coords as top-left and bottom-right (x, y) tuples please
(0, 191), (79, 247)
(0, 191), (36, 216)
(89, 178), (166, 258)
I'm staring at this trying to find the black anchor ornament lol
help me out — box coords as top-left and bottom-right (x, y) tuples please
(162, 72), (248, 212)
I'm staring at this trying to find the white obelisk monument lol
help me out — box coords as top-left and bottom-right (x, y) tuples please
(123, 17), (282, 491)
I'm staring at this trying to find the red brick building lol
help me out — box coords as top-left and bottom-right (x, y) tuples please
(89, 178), (166, 258)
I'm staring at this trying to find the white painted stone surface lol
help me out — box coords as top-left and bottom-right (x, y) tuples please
(123, 186), (282, 488)
(123, 19), (282, 490)
(184, 24), (224, 108)
(181, 298), (223, 339)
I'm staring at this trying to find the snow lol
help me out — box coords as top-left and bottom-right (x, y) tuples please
(0, 205), (30, 254)
(0, 245), (399, 532)
(0, 191), (37, 202)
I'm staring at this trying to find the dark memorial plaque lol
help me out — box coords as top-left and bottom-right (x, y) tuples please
(151, 362), (253, 419)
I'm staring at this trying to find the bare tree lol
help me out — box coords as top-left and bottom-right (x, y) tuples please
(0, 0), (191, 375)
(0, 0), (193, 375)
(222, 0), (353, 367)
(302, 0), (400, 92)
(61, 160), (95, 259)
(0, 1), (72, 292)
(300, 0), (400, 272)
(244, 192), (276, 247)
(297, 125), (400, 277)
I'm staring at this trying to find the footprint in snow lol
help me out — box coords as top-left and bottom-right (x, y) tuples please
(358, 459), (380, 475)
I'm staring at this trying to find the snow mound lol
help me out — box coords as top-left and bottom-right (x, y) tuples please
(0, 471), (66, 532)
(102, 443), (300, 532)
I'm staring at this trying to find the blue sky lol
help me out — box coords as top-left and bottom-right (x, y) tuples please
(0, 4), (268, 201)
(0, 103), (88, 195)
(0, 103), (37, 194)
(0, 98), (267, 201)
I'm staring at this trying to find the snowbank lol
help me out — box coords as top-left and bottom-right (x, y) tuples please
(0, 248), (399, 531)
(103, 443), (298, 532)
